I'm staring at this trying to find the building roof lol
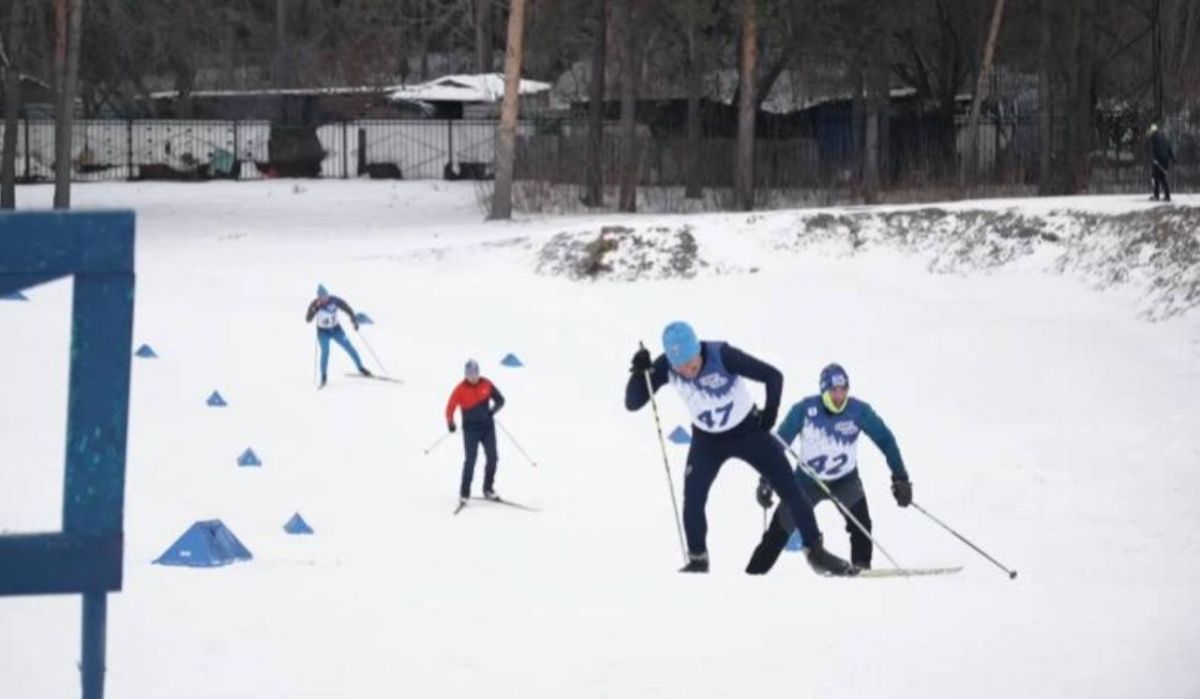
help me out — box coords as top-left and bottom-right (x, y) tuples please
(387, 73), (551, 104)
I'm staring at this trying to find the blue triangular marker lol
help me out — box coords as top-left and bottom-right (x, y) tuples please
(668, 426), (691, 445)
(134, 344), (158, 358)
(1, 290), (28, 301)
(283, 512), (314, 535)
(500, 353), (523, 368)
(153, 519), (252, 567)
(354, 311), (373, 325)
(785, 530), (804, 552)
(237, 448), (261, 467)
(317, 283), (329, 296)
(206, 391), (227, 407)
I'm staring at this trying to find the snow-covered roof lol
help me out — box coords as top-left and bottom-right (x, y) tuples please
(387, 74), (551, 104)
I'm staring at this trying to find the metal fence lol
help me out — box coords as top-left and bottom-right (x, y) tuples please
(0, 118), (507, 182)
(2, 114), (1195, 193)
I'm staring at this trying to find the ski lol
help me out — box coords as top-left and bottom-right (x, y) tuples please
(468, 496), (540, 513)
(345, 373), (404, 384)
(856, 566), (963, 578)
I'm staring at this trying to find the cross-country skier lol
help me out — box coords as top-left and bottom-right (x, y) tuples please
(746, 363), (911, 574)
(305, 284), (371, 389)
(625, 322), (856, 576)
(445, 359), (506, 506)
(1149, 123), (1176, 203)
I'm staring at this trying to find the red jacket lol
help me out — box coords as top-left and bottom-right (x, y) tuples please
(445, 378), (505, 426)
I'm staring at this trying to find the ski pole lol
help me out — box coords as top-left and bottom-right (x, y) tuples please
(639, 341), (689, 565)
(353, 326), (390, 377)
(496, 419), (538, 468)
(910, 501), (1018, 579)
(423, 431), (454, 456)
(774, 435), (907, 573)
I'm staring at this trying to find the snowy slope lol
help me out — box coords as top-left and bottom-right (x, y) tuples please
(2, 181), (1199, 698)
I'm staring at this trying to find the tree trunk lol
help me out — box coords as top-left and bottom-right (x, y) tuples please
(960, 0), (1006, 187)
(863, 62), (885, 203)
(275, 0), (289, 86)
(1037, 0), (1053, 194)
(584, 0), (606, 207)
(476, 0), (495, 73)
(2, 0), (24, 209)
(53, 0), (82, 210)
(417, 0), (430, 80)
(616, 0), (640, 213)
(684, 0), (701, 200)
(1065, 0), (1094, 193)
(489, 0), (527, 220)
(734, 0), (757, 211)
(851, 65), (866, 192)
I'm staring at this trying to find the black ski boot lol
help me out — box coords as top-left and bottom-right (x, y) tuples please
(358, 366), (373, 377)
(805, 537), (859, 577)
(679, 553), (709, 574)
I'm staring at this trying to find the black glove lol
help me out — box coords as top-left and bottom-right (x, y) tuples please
(891, 477), (912, 507)
(755, 479), (774, 509)
(630, 347), (652, 374)
(757, 406), (778, 431)
(447, 422), (457, 433)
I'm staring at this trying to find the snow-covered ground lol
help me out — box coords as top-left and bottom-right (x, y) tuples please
(2, 181), (1199, 698)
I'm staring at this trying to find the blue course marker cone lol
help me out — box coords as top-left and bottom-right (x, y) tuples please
(668, 425), (691, 445)
(153, 519), (252, 567)
(500, 353), (523, 368)
(237, 448), (261, 467)
(354, 311), (373, 325)
(206, 391), (228, 407)
(283, 512), (314, 535)
(1, 290), (28, 301)
(134, 344), (158, 358)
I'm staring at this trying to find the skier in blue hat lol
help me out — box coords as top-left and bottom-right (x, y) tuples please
(746, 363), (911, 573)
(625, 322), (856, 576)
(305, 284), (371, 388)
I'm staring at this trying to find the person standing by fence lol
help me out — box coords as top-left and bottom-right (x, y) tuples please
(1149, 123), (1176, 203)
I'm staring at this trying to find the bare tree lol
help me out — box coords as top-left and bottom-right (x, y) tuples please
(616, 0), (641, 212)
(684, 0), (704, 199)
(734, 0), (757, 211)
(584, 0), (606, 206)
(1038, 0), (1052, 194)
(1, 0), (25, 209)
(960, 0), (1007, 186)
(53, 0), (83, 210)
(476, 0), (495, 73)
(490, 0), (528, 220)
(1063, 0), (1095, 193)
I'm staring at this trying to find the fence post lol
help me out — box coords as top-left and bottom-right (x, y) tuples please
(23, 113), (30, 181)
(232, 119), (240, 180)
(342, 120), (349, 179)
(126, 119), (133, 180)
(447, 119), (454, 177)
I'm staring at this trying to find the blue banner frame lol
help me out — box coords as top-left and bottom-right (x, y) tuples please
(0, 211), (135, 596)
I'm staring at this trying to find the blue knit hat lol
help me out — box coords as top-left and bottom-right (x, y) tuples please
(317, 283), (329, 297)
(819, 363), (849, 393)
(662, 321), (701, 368)
(464, 359), (480, 378)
